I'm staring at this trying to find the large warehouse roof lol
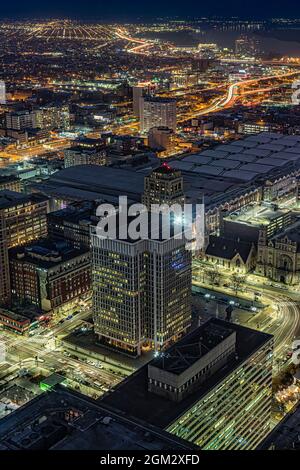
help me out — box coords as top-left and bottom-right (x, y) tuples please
(32, 133), (300, 213)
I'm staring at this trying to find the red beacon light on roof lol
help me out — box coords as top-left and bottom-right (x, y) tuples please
(160, 162), (173, 172)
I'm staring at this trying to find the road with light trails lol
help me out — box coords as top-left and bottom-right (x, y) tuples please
(114, 27), (153, 54)
(0, 137), (71, 161)
(186, 70), (300, 119)
(247, 292), (300, 360)
(5, 332), (123, 391)
(7, 340), (121, 386)
(0, 307), (125, 396)
(192, 261), (300, 366)
(114, 27), (149, 45)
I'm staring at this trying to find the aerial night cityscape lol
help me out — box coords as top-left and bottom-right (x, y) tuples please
(1, 0), (300, 463)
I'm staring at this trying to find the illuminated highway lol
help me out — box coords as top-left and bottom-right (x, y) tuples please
(185, 70), (300, 119)
(1, 70), (299, 163)
(0, 137), (71, 161)
(114, 27), (147, 45)
(114, 27), (153, 54)
(90, 71), (300, 136)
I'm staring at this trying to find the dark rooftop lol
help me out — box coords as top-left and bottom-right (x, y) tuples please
(9, 239), (89, 269)
(47, 201), (96, 225)
(144, 96), (176, 103)
(259, 402), (300, 450)
(152, 321), (234, 375)
(73, 137), (104, 146)
(68, 146), (103, 153)
(0, 386), (195, 450)
(46, 165), (147, 201)
(0, 175), (20, 183)
(153, 162), (181, 177)
(0, 190), (48, 210)
(205, 235), (253, 263)
(95, 211), (189, 244)
(30, 133), (300, 214)
(102, 318), (273, 429)
(153, 162), (178, 175)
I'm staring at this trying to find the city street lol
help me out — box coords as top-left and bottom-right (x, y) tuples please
(0, 303), (126, 399)
(192, 259), (300, 370)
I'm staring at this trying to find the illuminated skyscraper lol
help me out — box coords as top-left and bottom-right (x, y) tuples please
(142, 164), (185, 210)
(140, 96), (176, 134)
(91, 218), (191, 357)
(132, 82), (155, 118)
(132, 85), (146, 118)
(0, 81), (6, 104)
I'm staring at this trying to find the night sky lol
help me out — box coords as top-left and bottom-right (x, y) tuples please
(1, 0), (300, 20)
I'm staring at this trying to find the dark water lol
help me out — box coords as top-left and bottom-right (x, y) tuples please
(139, 29), (300, 55)
(140, 30), (205, 46)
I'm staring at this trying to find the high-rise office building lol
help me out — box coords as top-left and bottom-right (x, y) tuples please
(0, 191), (48, 306)
(142, 163), (185, 210)
(132, 85), (146, 118)
(103, 318), (274, 450)
(91, 217), (192, 357)
(132, 82), (155, 118)
(0, 81), (6, 104)
(140, 96), (176, 134)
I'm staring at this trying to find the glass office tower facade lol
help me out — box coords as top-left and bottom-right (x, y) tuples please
(166, 337), (274, 450)
(91, 229), (192, 357)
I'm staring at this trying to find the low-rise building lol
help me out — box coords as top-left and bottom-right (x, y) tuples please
(0, 308), (31, 335)
(64, 138), (107, 168)
(9, 239), (90, 312)
(47, 201), (96, 250)
(0, 176), (21, 193)
(205, 235), (256, 273)
(256, 221), (300, 285)
(102, 318), (274, 450)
